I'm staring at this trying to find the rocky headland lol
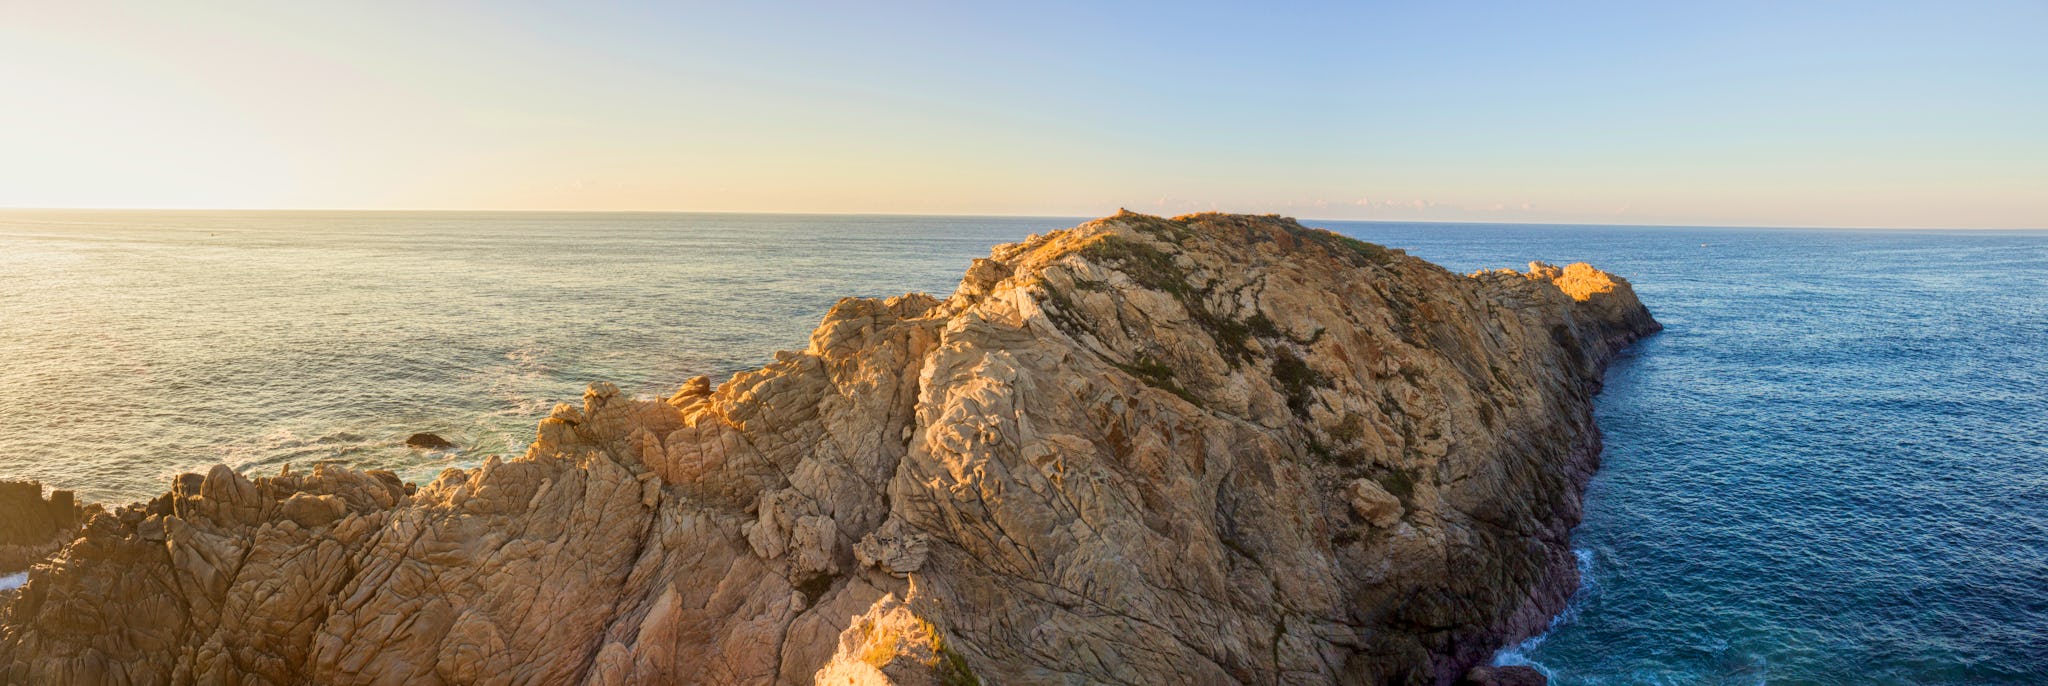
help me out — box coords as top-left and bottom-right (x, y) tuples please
(0, 212), (1657, 685)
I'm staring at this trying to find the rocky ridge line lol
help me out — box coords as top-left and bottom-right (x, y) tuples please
(0, 211), (1658, 685)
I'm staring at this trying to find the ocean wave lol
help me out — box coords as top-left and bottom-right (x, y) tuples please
(468, 342), (560, 418)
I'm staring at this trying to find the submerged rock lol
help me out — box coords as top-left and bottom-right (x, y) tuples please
(0, 212), (1656, 685)
(404, 432), (456, 450)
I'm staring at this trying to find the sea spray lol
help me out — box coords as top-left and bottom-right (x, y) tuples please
(1493, 547), (1597, 679)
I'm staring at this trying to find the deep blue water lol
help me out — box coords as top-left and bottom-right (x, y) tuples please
(1, 211), (2042, 683)
(1351, 222), (2048, 685)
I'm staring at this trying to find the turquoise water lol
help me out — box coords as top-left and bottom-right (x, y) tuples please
(1, 211), (2042, 683)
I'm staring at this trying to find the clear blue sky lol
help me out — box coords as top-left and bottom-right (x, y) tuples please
(1, 1), (2042, 227)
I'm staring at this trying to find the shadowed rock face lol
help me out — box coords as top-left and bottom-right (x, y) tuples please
(0, 482), (86, 574)
(405, 433), (457, 450)
(0, 212), (1657, 686)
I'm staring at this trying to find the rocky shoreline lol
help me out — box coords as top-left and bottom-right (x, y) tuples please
(0, 483), (84, 577)
(0, 212), (1656, 685)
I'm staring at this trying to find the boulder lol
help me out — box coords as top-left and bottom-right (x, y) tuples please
(1346, 478), (1404, 527)
(404, 432), (455, 450)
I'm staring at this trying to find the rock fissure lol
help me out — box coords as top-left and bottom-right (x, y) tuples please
(936, 544), (1235, 672)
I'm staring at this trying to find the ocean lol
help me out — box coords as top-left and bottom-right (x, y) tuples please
(1, 210), (2042, 683)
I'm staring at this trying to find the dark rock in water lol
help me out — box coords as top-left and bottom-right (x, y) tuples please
(1462, 665), (1549, 685)
(405, 432), (455, 450)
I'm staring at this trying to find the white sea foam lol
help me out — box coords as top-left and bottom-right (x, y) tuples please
(1491, 547), (1596, 676)
(0, 572), (27, 592)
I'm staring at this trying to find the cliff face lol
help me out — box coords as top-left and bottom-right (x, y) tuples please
(0, 212), (1657, 685)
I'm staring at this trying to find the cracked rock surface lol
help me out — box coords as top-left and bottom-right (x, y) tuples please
(0, 212), (1657, 685)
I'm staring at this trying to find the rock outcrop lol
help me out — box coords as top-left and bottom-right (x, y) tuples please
(405, 433), (457, 450)
(0, 212), (1657, 685)
(1459, 665), (1549, 686)
(0, 482), (86, 575)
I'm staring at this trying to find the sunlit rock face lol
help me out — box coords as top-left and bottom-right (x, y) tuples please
(0, 212), (1656, 685)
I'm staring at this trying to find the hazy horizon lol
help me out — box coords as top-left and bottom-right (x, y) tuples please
(3, 1), (2043, 228)
(4, 206), (2048, 233)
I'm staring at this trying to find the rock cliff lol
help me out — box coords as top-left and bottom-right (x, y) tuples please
(0, 482), (87, 574)
(0, 212), (1657, 685)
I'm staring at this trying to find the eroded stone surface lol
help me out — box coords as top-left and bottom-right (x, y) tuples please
(0, 482), (86, 575)
(0, 212), (1657, 685)
(1460, 664), (1550, 686)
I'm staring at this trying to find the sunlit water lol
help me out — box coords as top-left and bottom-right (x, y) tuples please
(1, 211), (2042, 683)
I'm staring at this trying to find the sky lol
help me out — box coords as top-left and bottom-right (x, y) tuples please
(1, 1), (2043, 228)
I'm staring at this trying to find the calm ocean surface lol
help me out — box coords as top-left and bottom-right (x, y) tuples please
(1, 210), (2042, 683)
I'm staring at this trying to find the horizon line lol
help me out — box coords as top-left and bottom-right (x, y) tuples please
(0, 205), (2041, 232)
